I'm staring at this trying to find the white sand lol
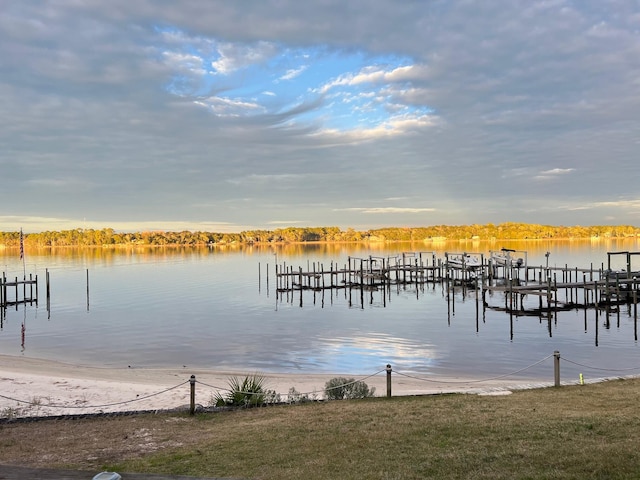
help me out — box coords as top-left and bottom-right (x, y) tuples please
(0, 355), (545, 418)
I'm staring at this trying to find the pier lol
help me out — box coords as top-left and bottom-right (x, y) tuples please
(0, 273), (39, 309)
(1, 269), (53, 324)
(274, 252), (443, 291)
(266, 250), (640, 317)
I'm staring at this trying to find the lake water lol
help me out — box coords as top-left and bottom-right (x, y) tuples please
(1, 238), (640, 384)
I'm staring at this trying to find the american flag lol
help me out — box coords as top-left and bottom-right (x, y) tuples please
(19, 228), (24, 260)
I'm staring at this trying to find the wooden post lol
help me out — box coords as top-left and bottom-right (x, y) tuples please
(46, 269), (51, 316)
(386, 364), (392, 398)
(190, 375), (196, 415)
(330, 262), (334, 288)
(86, 268), (90, 311)
(554, 351), (561, 387)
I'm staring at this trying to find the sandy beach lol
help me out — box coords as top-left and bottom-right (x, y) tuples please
(0, 354), (552, 418)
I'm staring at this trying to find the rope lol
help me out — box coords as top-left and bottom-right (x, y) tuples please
(6, 354), (640, 419)
(0, 380), (189, 410)
(194, 380), (234, 391)
(561, 357), (640, 373)
(323, 370), (387, 394)
(196, 369), (387, 399)
(394, 354), (554, 385)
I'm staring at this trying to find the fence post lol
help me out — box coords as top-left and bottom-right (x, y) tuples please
(190, 375), (196, 415)
(386, 364), (392, 398)
(553, 351), (561, 387)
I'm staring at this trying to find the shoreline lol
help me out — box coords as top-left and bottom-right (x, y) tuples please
(0, 354), (542, 418)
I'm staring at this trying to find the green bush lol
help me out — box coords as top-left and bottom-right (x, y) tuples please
(324, 377), (375, 400)
(213, 374), (277, 407)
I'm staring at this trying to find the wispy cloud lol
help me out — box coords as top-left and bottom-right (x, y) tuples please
(194, 96), (265, 117)
(336, 207), (436, 214)
(319, 64), (422, 94)
(210, 41), (279, 75)
(592, 198), (640, 209)
(267, 220), (306, 225)
(280, 65), (308, 81)
(534, 168), (576, 181)
(226, 174), (305, 186)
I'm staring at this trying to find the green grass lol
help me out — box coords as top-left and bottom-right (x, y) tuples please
(115, 380), (640, 479)
(3, 379), (640, 479)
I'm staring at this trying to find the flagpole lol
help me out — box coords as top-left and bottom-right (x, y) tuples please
(20, 228), (26, 280)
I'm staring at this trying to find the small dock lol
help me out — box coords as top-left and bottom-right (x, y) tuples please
(1, 273), (39, 309)
(1, 269), (54, 326)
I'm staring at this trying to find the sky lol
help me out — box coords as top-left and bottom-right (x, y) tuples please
(2, 1), (639, 233)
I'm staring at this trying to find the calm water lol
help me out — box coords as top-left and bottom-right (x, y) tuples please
(1, 239), (640, 383)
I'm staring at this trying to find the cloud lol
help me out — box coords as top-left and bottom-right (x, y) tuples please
(312, 113), (437, 143)
(267, 220), (306, 225)
(210, 41), (279, 75)
(0, 216), (240, 234)
(162, 51), (207, 77)
(534, 168), (576, 181)
(226, 174), (306, 186)
(592, 198), (640, 210)
(540, 168), (575, 175)
(280, 65), (308, 81)
(194, 96), (265, 117)
(319, 64), (424, 94)
(336, 207), (437, 214)
(1, 1), (639, 232)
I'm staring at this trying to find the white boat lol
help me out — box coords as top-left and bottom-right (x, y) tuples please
(490, 248), (525, 268)
(447, 253), (482, 270)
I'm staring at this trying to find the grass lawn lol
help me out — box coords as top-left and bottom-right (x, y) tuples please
(2, 379), (640, 479)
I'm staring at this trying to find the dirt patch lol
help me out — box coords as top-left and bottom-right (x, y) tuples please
(0, 412), (210, 470)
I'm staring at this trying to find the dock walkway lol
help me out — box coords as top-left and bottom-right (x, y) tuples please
(269, 251), (640, 316)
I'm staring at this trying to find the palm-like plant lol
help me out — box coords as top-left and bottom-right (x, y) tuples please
(214, 374), (271, 407)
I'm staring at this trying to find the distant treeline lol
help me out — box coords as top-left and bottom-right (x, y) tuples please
(1, 223), (639, 248)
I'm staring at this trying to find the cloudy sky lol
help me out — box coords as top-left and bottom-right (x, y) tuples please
(2, 1), (639, 233)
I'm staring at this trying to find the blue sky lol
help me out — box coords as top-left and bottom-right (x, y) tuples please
(159, 31), (432, 135)
(1, 1), (639, 233)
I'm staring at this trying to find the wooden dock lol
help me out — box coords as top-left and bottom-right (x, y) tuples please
(267, 251), (640, 317)
(274, 253), (444, 292)
(0, 273), (39, 308)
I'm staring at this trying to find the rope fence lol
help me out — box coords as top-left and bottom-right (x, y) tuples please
(3, 352), (640, 420)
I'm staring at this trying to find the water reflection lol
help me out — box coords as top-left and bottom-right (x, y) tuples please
(0, 239), (639, 381)
(317, 334), (438, 372)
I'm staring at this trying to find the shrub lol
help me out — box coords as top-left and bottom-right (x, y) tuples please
(324, 377), (375, 400)
(213, 374), (275, 407)
(287, 387), (318, 403)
